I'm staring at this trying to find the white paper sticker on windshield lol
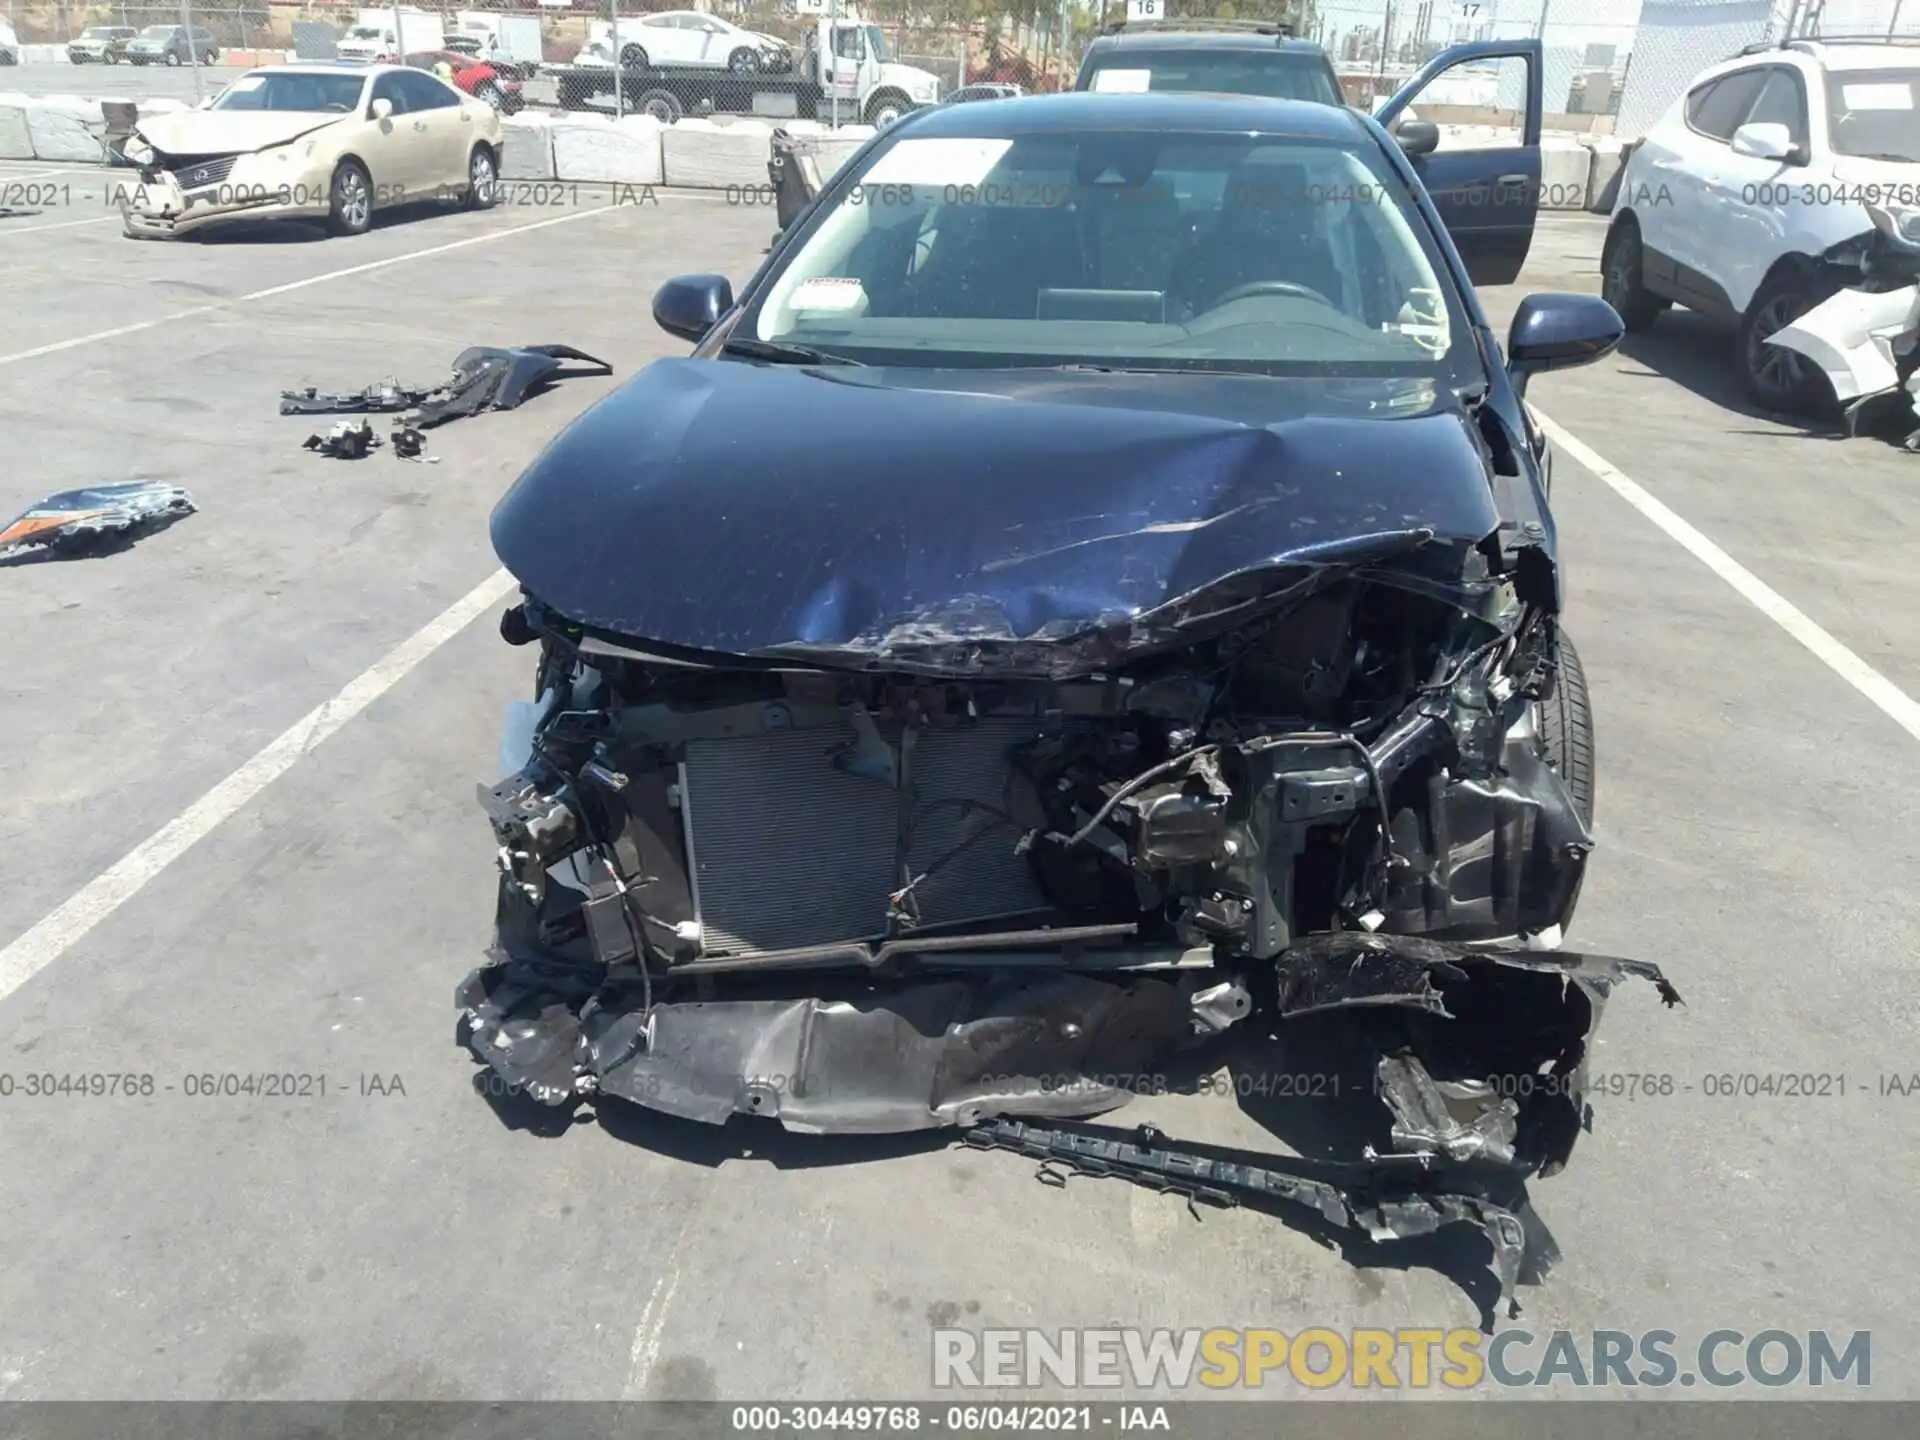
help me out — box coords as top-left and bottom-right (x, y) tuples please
(1841, 82), (1914, 111)
(1090, 68), (1153, 93)
(862, 137), (1015, 188)
(790, 277), (866, 312)
(229, 75), (266, 92)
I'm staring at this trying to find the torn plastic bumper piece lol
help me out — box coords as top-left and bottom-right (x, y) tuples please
(413, 344), (612, 429)
(1766, 282), (1920, 418)
(962, 1116), (1554, 1326)
(456, 957), (1210, 1133)
(1, 481), (195, 558)
(280, 345), (614, 431)
(279, 380), (421, 416)
(1278, 932), (1682, 1177)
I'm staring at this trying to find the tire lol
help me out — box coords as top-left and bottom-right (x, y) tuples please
(728, 47), (759, 74)
(865, 91), (909, 127)
(326, 158), (374, 237)
(1599, 216), (1667, 334)
(202, 49), (217, 66)
(635, 87), (683, 123)
(1739, 268), (1839, 417)
(465, 145), (499, 210)
(477, 81), (505, 112)
(107, 52), (119, 65)
(1539, 633), (1595, 828)
(165, 51), (180, 68)
(620, 44), (648, 68)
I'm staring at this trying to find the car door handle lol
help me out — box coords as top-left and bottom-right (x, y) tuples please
(1495, 174), (1529, 186)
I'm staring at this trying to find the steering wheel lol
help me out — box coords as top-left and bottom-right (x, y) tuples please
(1202, 279), (1336, 312)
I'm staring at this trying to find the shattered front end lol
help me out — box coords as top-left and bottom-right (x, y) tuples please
(457, 360), (1680, 1313)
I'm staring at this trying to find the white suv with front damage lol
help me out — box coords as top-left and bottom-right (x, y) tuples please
(1604, 37), (1920, 412)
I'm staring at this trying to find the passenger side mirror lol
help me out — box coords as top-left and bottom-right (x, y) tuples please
(653, 273), (734, 342)
(370, 97), (394, 121)
(1393, 118), (1440, 158)
(1730, 121), (1793, 163)
(1506, 292), (1624, 397)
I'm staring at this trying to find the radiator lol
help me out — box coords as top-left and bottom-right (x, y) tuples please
(680, 717), (1051, 956)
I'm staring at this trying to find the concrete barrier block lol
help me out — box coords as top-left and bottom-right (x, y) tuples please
(0, 103), (31, 161)
(1540, 135), (1592, 210)
(663, 116), (774, 190)
(554, 112), (663, 185)
(813, 124), (875, 183)
(21, 45), (70, 65)
(1582, 135), (1627, 213)
(500, 111), (556, 180)
(28, 97), (108, 163)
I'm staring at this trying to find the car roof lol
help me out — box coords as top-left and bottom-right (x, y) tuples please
(1085, 31), (1332, 55)
(243, 62), (384, 77)
(900, 90), (1369, 142)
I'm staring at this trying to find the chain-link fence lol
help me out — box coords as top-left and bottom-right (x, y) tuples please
(9, 0), (1920, 138)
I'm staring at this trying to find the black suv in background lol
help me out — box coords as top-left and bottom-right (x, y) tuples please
(1074, 19), (1345, 106)
(126, 24), (218, 67)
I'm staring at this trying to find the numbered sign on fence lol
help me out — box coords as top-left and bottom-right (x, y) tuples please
(1127, 0), (1163, 21)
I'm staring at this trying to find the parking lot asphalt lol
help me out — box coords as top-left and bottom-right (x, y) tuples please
(1, 180), (1917, 1401)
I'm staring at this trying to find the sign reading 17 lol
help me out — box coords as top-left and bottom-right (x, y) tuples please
(1460, 3), (1482, 13)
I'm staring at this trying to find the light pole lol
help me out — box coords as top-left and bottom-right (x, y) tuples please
(179, 0), (202, 103)
(610, 0), (624, 120)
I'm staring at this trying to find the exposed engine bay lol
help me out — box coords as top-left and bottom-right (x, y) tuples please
(459, 557), (1678, 1319)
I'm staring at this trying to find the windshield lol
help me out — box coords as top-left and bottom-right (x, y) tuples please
(81, 29), (119, 40)
(1826, 68), (1920, 161)
(348, 27), (384, 40)
(748, 128), (1468, 380)
(213, 72), (366, 113)
(138, 26), (175, 39)
(1081, 50), (1343, 107)
(864, 25), (891, 63)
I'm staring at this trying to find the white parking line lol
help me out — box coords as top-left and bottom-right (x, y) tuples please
(1535, 411), (1920, 744)
(0, 214), (114, 238)
(0, 568), (516, 1006)
(0, 201), (630, 368)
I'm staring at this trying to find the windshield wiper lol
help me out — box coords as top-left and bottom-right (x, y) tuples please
(721, 338), (866, 367)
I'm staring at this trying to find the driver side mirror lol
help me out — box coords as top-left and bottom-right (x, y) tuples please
(1392, 118), (1440, 158)
(654, 273), (734, 342)
(369, 97), (394, 121)
(1730, 121), (1804, 165)
(1506, 292), (1624, 398)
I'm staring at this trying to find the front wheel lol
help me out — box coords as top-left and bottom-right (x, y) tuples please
(865, 92), (908, 127)
(728, 47), (759, 74)
(165, 51), (180, 68)
(477, 81), (505, 112)
(327, 159), (373, 236)
(1739, 271), (1838, 417)
(1599, 217), (1668, 333)
(619, 44), (648, 68)
(466, 146), (499, 210)
(107, 52), (120, 65)
(1539, 633), (1595, 828)
(201, 49), (217, 65)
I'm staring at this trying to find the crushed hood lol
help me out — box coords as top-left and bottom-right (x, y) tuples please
(132, 110), (345, 157)
(491, 360), (1503, 668)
